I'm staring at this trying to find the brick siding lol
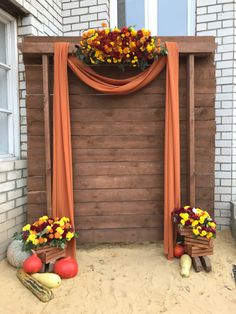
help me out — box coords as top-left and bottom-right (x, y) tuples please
(196, 0), (235, 229)
(0, 160), (27, 260)
(0, 0), (110, 260)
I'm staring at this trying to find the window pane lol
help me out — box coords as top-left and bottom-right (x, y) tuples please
(157, 0), (188, 36)
(0, 112), (9, 154)
(118, 0), (145, 30)
(0, 68), (8, 109)
(0, 21), (6, 64)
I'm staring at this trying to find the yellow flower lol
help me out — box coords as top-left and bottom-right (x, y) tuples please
(180, 219), (185, 226)
(46, 225), (52, 232)
(39, 215), (48, 221)
(209, 222), (216, 229)
(206, 232), (213, 239)
(59, 219), (65, 227)
(90, 58), (95, 64)
(66, 232), (74, 241)
(131, 29), (137, 36)
(184, 205), (190, 209)
(200, 230), (207, 237)
(56, 227), (64, 235)
(199, 216), (205, 224)
(146, 44), (154, 53)
(193, 229), (200, 236)
(32, 239), (39, 245)
(22, 224), (31, 231)
(192, 220), (199, 227)
(88, 29), (95, 36)
(26, 234), (37, 243)
(180, 213), (189, 221)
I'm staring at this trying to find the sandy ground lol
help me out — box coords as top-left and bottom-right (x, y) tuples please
(0, 230), (235, 314)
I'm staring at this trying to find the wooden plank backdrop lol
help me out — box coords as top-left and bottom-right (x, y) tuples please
(22, 37), (216, 244)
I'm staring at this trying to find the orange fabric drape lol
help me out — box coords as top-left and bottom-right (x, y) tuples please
(52, 42), (76, 258)
(53, 42), (180, 259)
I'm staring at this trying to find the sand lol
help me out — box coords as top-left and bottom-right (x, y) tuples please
(0, 230), (235, 314)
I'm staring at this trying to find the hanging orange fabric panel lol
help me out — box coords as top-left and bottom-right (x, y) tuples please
(52, 42), (180, 259)
(52, 42), (76, 258)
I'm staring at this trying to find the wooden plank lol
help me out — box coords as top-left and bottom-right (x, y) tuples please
(200, 256), (212, 272)
(184, 237), (213, 249)
(187, 54), (195, 206)
(26, 93), (215, 110)
(75, 214), (163, 229)
(76, 228), (163, 243)
(27, 200), (164, 217)
(19, 36), (216, 54)
(42, 54), (52, 217)
(73, 188), (164, 203)
(192, 257), (203, 272)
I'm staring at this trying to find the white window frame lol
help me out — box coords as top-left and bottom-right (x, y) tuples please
(110, 0), (196, 36)
(0, 8), (19, 161)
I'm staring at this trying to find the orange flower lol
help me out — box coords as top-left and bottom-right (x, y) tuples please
(49, 234), (54, 239)
(101, 22), (107, 28)
(54, 232), (62, 239)
(38, 237), (44, 244)
(123, 47), (130, 54)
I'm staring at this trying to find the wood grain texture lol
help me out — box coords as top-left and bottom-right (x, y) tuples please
(187, 54), (196, 206)
(25, 46), (215, 243)
(19, 36), (216, 55)
(42, 55), (52, 217)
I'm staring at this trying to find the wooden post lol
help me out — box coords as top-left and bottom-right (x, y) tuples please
(42, 54), (52, 216)
(187, 54), (195, 206)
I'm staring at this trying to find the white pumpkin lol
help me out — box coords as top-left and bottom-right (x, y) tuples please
(7, 240), (31, 268)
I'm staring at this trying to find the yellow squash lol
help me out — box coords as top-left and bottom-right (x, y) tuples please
(31, 273), (61, 288)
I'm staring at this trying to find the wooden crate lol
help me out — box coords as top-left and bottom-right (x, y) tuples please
(184, 235), (213, 249)
(35, 245), (66, 264)
(178, 226), (193, 237)
(185, 244), (213, 257)
(178, 225), (214, 257)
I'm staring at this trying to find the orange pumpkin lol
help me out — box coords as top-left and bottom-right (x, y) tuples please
(174, 244), (185, 258)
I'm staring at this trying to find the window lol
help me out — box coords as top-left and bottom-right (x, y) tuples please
(111, 0), (196, 36)
(0, 9), (19, 159)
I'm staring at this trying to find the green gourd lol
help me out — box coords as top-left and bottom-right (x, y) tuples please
(17, 269), (54, 302)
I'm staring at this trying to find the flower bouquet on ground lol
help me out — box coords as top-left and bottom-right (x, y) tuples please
(75, 24), (168, 70)
(14, 216), (78, 252)
(173, 206), (216, 239)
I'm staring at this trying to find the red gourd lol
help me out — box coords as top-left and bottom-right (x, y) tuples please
(23, 253), (42, 274)
(54, 257), (78, 279)
(174, 244), (185, 258)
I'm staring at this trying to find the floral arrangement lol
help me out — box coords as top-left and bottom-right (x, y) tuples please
(173, 206), (216, 239)
(14, 216), (78, 251)
(75, 24), (168, 70)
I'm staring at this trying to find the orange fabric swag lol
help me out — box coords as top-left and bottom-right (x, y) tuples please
(53, 42), (181, 260)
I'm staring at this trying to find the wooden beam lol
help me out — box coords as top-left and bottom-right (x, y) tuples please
(42, 55), (52, 216)
(19, 36), (216, 55)
(187, 54), (195, 206)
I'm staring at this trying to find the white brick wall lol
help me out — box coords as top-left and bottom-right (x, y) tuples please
(0, 0), (110, 261)
(0, 161), (27, 260)
(196, 0), (235, 229)
(62, 0), (109, 35)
